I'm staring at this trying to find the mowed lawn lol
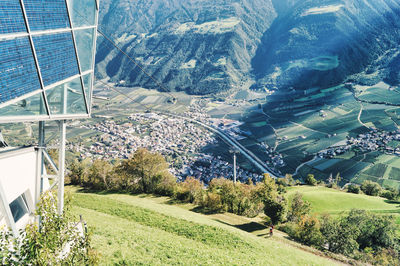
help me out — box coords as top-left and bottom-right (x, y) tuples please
(70, 189), (338, 265)
(286, 186), (400, 217)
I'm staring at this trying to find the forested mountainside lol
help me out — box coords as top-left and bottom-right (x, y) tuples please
(96, 0), (400, 95)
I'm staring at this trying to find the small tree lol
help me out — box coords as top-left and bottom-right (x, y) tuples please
(320, 214), (359, 256)
(287, 192), (311, 223)
(115, 148), (171, 193)
(360, 180), (381, 196)
(305, 174), (317, 186)
(264, 195), (287, 225)
(292, 215), (323, 247)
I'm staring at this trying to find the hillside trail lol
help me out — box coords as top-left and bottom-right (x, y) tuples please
(209, 212), (350, 265)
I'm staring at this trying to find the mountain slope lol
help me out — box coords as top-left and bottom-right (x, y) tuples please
(96, 0), (400, 96)
(71, 190), (340, 265)
(96, 0), (276, 94)
(252, 0), (400, 92)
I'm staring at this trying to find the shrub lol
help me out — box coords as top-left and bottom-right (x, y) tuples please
(67, 159), (90, 186)
(305, 174), (317, 186)
(380, 189), (396, 201)
(347, 184), (360, 194)
(0, 191), (98, 264)
(174, 177), (203, 203)
(155, 172), (177, 196)
(200, 192), (224, 212)
(87, 159), (113, 190)
(277, 174), (295, 187)
(320, 214), (359, 256)
(278, 222), (297, 236)
(290, 215), (323, 247)
(360, 181), (381, 196)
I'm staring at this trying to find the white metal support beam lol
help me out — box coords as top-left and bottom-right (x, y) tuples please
(34, 121), (45, 228)
(0, 179), (18, 237)
(58, 120), (66, 214)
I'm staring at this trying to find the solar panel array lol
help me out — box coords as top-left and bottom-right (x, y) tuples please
(0, 38), (40, 102)
(0, 1), (26, 34)
(24, 0), (70, 31)
(33, 33), (79, 86)
(0, 0), (98, 121)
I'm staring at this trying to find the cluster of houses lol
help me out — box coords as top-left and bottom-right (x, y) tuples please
(69, 112), (261, 182)
(318, 129), (400, 158)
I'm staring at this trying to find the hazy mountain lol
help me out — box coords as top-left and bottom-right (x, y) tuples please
(96, 0), (400, 95)
(252, 0), (400, 91)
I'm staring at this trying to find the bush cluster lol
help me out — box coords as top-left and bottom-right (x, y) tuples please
(281, 193), (400, 265)
(68, 152), (288, 220)
(346, 181), (399, 201)
(68, 148), (176, 196)
(172, 174), (288, 220)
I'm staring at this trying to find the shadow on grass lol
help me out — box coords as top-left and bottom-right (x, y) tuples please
(215, 219), (267, 233)
(190, 206), (222, 215)
(69, 186), (165, 199)
(384, 199), (400, 205)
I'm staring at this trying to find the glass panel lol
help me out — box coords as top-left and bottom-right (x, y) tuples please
(67, 78), (87, 114)
(74, 29), (95, 72)
(0, 92), (47, 117)
(67, 0), (96, 27)
(0, 37), (41, 104)
(9, 195), (29, 223)
(83, 73), (92, 108)
(24, 0), (70, 31)
(45, 77), (87, 115)
(33, 32), (79, 87)
(0, 1), (27, 35)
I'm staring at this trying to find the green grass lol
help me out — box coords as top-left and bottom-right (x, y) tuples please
(70, 190), (337, 265)
(286, 186), (400, 216)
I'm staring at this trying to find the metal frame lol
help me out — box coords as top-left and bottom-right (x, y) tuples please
(0, 0), (99, 123)
(64, 0), (90, 115)
(0, 0), (99, 234)
(19, 0), (51, 118)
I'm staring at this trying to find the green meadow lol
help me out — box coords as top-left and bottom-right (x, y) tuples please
(70, 189), (338, 265)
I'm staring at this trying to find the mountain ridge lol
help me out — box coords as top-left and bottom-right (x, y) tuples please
(96, 0), (400, 95)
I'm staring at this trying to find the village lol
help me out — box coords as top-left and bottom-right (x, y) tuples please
(318, 128), (400, 158)
(68, 112), (263, 183)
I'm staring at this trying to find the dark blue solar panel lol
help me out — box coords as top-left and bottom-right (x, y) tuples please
(33, 32), (79, 86)
(0, 37), (41, 104)
(0, 1), (27, 34)
(24, 0), (70, 31)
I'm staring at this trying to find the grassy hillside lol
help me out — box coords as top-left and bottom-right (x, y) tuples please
(70, 189), (338, 265)
(286, 186), (400, 218)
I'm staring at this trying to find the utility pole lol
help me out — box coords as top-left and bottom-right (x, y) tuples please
(233, 152), (237, 183)
(230, 149), (239, 183)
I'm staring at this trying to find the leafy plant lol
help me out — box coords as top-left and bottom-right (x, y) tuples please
(0, 191), (98, 265)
